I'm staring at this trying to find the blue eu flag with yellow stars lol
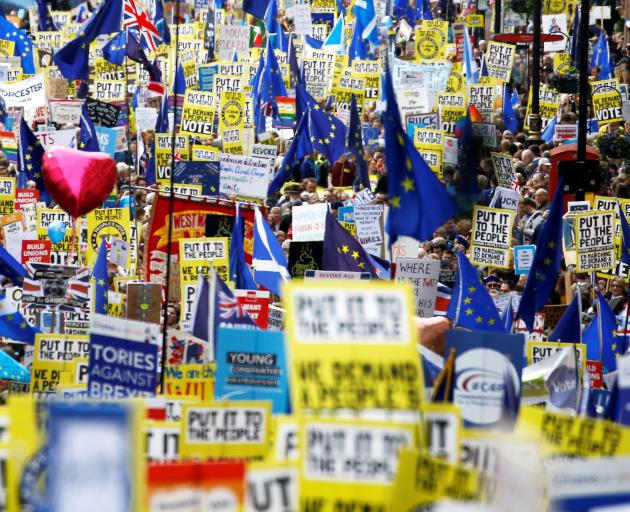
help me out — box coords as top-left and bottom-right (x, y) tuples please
(53, 0), (123, 81)
(382, 66), (457, 245)
(322, 212), (379, 278)
(618, 201), (630, 267)
(447, 251), (503, 332)
(18, 119), (47, 196)
(92, 237), (109, 315)
(253, 40), (287, 134)
(348, 94), (370, 190)
(517, 178), (565, 331)
(583, 290), (621, 372)
(79, 103), (100, 152)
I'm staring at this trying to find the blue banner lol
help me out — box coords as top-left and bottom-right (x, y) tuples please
(94, 126), (118, 156)
(173, 160), (220, 196)
(88, 334), (158, 398)
(215, 327), (290, 413)
(198, 65), (218, 92)
(445, 329), (525, 429)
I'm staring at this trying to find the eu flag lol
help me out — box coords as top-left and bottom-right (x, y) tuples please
(0, 290), (39, 344)
(36, 0), (56, 31)
(18, 119), (47, 197)
(348, 94), (370, 190)
(92, 237), (109, 315)
(0, 16), (35, 74)
(253, 40), (288, 134)
(549, 293), (581, 342)
(447, 251), (503, 332)
(54, 0), (123, 81)
(79, 103), (100, 152)
(102, 31), (127, 65)
(322, 212), (379, 277)
(570, 7), (580, 64)
(618, 201), (630, 267)
(244, 0), (271, 19)
(516, 178), (565, 331)
(502, 83), (518, 134)
(268, 113), (310, 195)
(583, 290), (621, 371)
(458, 107), (481, 196)
(0, 246), (25, 286)
(383, 67), (457, 245)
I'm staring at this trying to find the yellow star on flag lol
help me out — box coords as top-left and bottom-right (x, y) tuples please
(463, 297), (472, 304)
(351, 251), (359, 259)
(341, 245), (349, 254)
(402, 176), (415, 192)
(465, 308), (474, 315)
(390, 195), (401, 209)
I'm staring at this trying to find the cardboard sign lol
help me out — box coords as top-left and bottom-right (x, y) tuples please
(471, 206), (515, 268)
(300, 418), (416, 512)
(484, 41), (515, 82)
(423, 403), (461, 462)
(216, 25), (251, 60)
(219, 153), (271, 199)
(467, 85), (496, 123)
(21, 240), (50, 264)
(215, 328), (289, 413)
(85, 96), (120, 127)
(48, 99), (82, 125)
(246, 462), (298, 512)
(491, 152), (515, 189)
(179, 237), (230, 325)
(292, 203), (328, 242)
(527, 341), (586, 367)
(395, 258), (441, 317)
(592, 79), (623, 125)
(284, 281), (423, 412)
(575, 210), (615, 272)
(15, 189), (39, 211)
(88, 333), (159, 398)
(354, 204), (384, 256)
(513, 245), (536, 275)
(233, 289), (270, 329)
(86, 208), (131, 266)
(180, 90), (216, 136)
(179, 401), (271, 458)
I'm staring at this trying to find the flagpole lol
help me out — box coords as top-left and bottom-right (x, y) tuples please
(160, 0), (181, 392)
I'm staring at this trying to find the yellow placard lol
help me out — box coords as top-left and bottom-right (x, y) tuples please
(516, 406), (630, 457)
(0, 177), (16, 215)
(94, 78), (126, 102)
(574, 210), (615, 272)
(86, 207), (131, 266)
(155, 133), (189, 188)
(284, 280), (424, 412)
(466, 14), (484, 27)
(179, 400), (272, 459)
(180, 90), (216, 136)
(592, 79), (623, 125)
(527, 341), (587, 366)
(179, 237), (230, 325)
(300, 417), (420, 512)
(192, 144), (219, 162)
(392, 448), (482, 509)
(163, 363), (215, 401)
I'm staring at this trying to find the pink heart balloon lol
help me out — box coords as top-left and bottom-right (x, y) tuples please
(42, 146), (117, 218)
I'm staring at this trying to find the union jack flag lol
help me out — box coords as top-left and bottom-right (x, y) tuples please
(123, 0), (161, 51)
(434, 283), (452, 316)
(217, 290), (249, 320)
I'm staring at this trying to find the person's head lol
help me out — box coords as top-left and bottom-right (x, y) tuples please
(534, 188), (548, 208)
(483, 275), (500, 292)
(538, 157), (551, 173)
(522, 197), (537, 213)
(530, 172), (546, 189)
(611, 278), (626, 296)
(431, 237), (448, 257)
(322, 189), (332, 202)
(521, 149), (534, 165)
(305, 178), (317, 193)
(270, 206), (281, 224)
(276, 230), (287, 244)
(0, 165), (9, 177)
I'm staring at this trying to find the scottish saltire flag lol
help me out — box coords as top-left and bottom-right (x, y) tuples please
(230, 204), (257, 290)
(54, 0), (123, 81)
(353, 0), (379, 47)
(447, 252), (503, 332)
(323, 15), (345, 54)
(92, 238), (109, 315)
(463, 26), (479, 84)
(542, 115), (557, 144)
(322, 212), (379, 277)
(253, 207), (289, 296)
(383, 67), (457, 244)
(549, 293), (581, 343)
(517, 178), (565, 331)
(79, 104), (100, 152)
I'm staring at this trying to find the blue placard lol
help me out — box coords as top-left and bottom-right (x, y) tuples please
(513, 245), (536, 275)
(173, 160), (220, 196)
(445, 329), (524, 429)
(198, 64), (218, 92)
(338, 205), (355, 223)
(362, 127), (380, 149)
(214, 327), (290, 413)
(93, 126), (118, 156)
(88, 334), (158, 398)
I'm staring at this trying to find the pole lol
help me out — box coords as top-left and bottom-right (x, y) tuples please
(577, 0), (590, 162)
(527, 0), (543, 144)
(494, 0), (501, 35)
(160, 0), (181, 391)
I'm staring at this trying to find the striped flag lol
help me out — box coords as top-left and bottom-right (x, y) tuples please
(434, 283), (451, 316)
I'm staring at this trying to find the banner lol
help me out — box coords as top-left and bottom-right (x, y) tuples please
(575, 210), (615, 272)
(484, 42), (515, 82)
(592, 79), (623, 124)
(467, 85), (496, 123)
(471, 206), (515, 268)
(86, 208), (131, 266)
(0, 73), (47, 121)
(491, 152), (515, 189)
(291, 203), (328, 242)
